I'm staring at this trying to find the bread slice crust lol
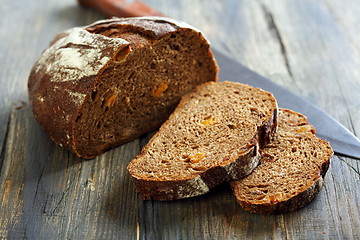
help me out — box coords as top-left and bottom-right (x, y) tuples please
(230, 109), (333, 214)
(128, 81), (278, 200)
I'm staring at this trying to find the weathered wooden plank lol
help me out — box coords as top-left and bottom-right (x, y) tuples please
(0, 106), (27, 239)
(1, 0), (360, 239)
(18, 109), (141, 239)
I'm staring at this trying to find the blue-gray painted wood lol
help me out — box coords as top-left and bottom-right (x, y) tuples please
(0, 0), (359, 239)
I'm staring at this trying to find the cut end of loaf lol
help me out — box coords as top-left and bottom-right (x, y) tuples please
(230, 109), (333, 214)
(128, 81), (278, 200)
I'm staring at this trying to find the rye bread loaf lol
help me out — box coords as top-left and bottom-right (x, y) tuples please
(28, 17), (218, 158)
(230, 109), (333, 214)
(127, 81), (278, 200)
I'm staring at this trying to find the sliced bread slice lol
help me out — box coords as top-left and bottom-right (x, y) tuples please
(230, 109), (333, 214)
(127, 81), (278, 200)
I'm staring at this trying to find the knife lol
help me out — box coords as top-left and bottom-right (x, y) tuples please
(78, 0), (360, 160)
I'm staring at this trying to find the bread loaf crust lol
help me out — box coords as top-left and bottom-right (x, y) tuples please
(28, 17), (217, 157)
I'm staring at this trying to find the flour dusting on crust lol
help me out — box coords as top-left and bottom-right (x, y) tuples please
(177, 176), (210, 199)
(64, 89), (86, 107)
(35, 28), (129, 83)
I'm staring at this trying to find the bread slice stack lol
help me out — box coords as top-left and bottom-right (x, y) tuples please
(128, 81), (333, 214)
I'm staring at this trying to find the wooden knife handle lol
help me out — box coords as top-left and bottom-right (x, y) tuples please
(78, 0), (165, 18)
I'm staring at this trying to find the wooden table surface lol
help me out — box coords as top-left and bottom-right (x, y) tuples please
(1, 0), (360, 239)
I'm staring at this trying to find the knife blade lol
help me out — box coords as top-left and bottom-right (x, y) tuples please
(213, 48), (360, 159)
(78, 0), (360, 159)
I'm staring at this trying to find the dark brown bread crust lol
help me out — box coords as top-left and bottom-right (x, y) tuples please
(133, 146), (260, 201)
(86, 17), (184, 39)
(238, 177), (326, 214)
(230, 109), (333, 214)
(28, 17), (218, 158)
(128, 81), (278, 200)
